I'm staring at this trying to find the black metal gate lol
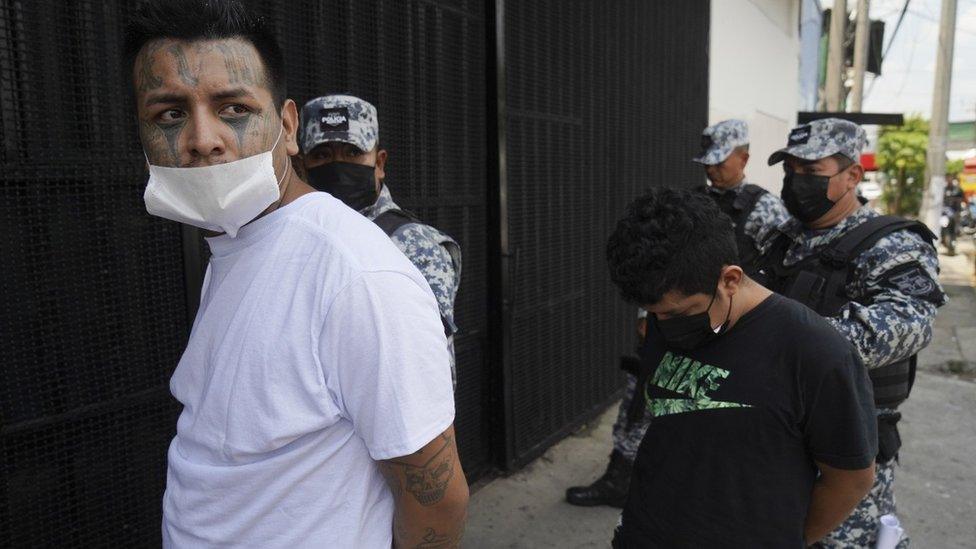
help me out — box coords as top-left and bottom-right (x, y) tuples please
(0, 2), (187, 546)
(497, 0), (710, 466)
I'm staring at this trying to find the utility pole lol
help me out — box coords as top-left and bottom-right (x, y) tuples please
(850, 0), (870, 111)
(921, 0), (958, 232)
(825, 0), (848, 111)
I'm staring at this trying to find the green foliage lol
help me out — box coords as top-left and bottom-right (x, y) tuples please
(879, 116), (929, 136)
(946, 159), (965, 178)
(877, 115), (928, 216)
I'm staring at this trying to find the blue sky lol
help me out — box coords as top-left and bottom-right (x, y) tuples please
(825, 0), (976, 122)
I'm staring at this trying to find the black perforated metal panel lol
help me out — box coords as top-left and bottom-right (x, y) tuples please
(0, 2), (186, 546)
(502, 0), (710, 464)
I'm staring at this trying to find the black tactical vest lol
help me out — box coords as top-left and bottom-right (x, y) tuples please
(373, 207), (422, 236)
(697, 183), (768, 276)
(757, 215), (936, 409)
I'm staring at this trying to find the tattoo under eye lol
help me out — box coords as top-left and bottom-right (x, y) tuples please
(158, 120), (187, 166)
(221, 114), (251, 151)
(139, 120), (182, 166)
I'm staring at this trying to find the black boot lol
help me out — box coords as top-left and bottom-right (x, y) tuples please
(565, 451), (632, 508)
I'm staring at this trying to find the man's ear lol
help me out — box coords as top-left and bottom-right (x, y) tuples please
(282, 99), (300, 156)
(721, 265), (744, 295)
(375, 148), (388, 186)
(848, 163), (864, 188)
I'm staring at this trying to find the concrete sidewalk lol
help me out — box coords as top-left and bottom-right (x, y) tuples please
(899, 235), (976, 548)
(466, 237), (976, 548)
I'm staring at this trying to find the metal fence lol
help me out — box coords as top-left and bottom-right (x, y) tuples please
(0, 0), (707, 545)
(498, 0), (709, 466)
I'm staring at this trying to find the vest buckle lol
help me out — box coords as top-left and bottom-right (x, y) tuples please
(818, 247), (847, 269)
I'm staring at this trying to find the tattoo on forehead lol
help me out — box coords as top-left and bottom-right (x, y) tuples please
(167, 44), (198, 87)
(192, 41), (215, 55)
(136, 41), (164, 93)
(215, 41), (257, 86)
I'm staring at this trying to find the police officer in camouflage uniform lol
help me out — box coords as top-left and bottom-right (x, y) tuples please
(759, 118), (947, 548)
(298, 94), (463, 386)
(566, 120), (791, 508)
(693, 119), (791, 274)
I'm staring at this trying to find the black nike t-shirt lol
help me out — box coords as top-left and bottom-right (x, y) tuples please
(614, 293), (877, 549)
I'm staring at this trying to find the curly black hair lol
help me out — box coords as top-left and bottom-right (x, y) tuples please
(606, 187), (738, 305)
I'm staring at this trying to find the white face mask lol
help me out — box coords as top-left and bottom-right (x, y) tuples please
(143, 124), (288, 238)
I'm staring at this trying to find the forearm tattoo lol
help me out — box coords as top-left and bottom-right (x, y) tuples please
(411, 527), (463, 549)
(381, 433), (457, 506)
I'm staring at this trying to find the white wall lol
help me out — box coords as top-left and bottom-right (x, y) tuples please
(709, 0), (802, 193)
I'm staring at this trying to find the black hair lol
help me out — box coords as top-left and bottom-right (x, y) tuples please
(606, 187), (738, 305)
(123, 0), (286, 106)
(832, 152), (855, 170)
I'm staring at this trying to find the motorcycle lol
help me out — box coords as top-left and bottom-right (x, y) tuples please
(940, 206), (958, 256)
(963, 202), (976, 234)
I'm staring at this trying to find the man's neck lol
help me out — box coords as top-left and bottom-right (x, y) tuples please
(726, 279), (772, 331)
(713, 173), (746, 191)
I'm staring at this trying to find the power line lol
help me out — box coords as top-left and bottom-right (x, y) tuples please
(883, 0), (913, 59)
(907, 7), (976, 35)
(864, 0), (912, 101)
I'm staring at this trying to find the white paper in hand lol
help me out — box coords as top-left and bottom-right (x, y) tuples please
(875, 513), (904, 549)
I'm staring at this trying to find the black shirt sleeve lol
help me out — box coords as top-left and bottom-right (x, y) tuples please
(801, 346), (878, 470)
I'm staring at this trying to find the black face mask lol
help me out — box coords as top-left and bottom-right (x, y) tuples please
(653, 290), (733, 351)
(306, 162), (379, 211)
(781, 170), (838, 224)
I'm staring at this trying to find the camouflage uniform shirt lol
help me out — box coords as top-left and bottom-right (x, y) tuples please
(775, 206), (946, 370)
(708, 181), (792, 258)
(361, 185), (462, 383)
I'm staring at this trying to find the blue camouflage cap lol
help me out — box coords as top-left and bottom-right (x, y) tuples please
(692, 119), (749, 165)
(300, 94), (379, 154)
(767, 117), (866, 166)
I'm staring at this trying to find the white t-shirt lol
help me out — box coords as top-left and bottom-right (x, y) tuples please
(162, 192), (455, 548)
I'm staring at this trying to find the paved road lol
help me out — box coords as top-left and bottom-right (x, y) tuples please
(466, 237), (976, 548)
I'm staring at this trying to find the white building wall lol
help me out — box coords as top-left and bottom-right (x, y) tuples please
(709, 0), (803, 193)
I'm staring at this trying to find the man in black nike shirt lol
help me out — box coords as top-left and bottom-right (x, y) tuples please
(606, 188), (877, 548)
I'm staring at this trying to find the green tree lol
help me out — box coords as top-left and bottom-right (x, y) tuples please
(946, 158), (964, 178)
(877, 116), (928, 216)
